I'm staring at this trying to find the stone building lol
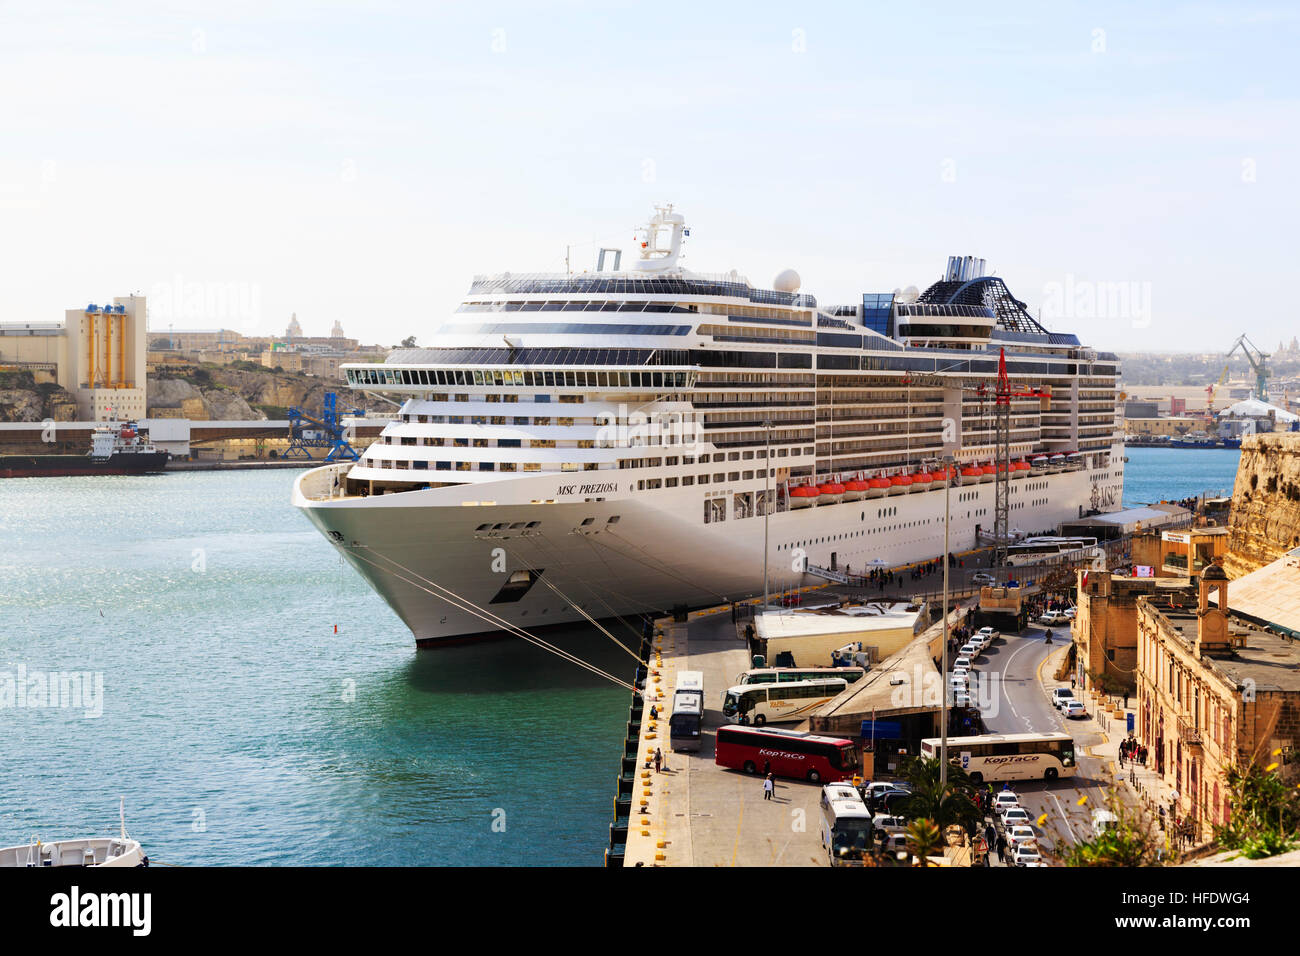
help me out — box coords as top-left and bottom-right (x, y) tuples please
(1135, 563), (1300, 841)
(1073, 570), (1189, 695)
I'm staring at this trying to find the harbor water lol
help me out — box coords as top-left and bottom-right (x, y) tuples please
(0, 470), (632, 866)
(0, 446), (1241, 864)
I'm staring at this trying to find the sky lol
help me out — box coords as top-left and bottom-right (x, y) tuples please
(1, 1), (1297, 352)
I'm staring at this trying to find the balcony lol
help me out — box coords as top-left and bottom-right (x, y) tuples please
(1177, 716), (1203, 750)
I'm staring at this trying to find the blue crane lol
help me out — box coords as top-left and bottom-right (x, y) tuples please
(284, 391), (362, 461)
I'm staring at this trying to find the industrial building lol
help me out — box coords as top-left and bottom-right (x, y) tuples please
(0, 295), (148, 421)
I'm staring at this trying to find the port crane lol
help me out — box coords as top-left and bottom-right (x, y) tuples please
(284, 391), (362, 461)
(1225, 334), (1270, 402)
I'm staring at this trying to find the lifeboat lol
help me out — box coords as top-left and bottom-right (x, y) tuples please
(1047, 454), (1066, 473)
(843, 479), (869, 501)
(789, 485), (819, 509)
(929, 467), (950, 489)
(888, 474), (912, 495)
(818, 482), (845, 504)
(1065, 452), (1085, 471)
(960, 465), (983, 485)
(1029, 455), (1048, 476)
(1011, 460), (1031, 479)
(910, 471), (932, 492)
(978, 464), (996, 483)
(866, 476), (891, 498)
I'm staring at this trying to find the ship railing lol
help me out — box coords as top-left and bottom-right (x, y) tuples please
(298, 461), (355, 501)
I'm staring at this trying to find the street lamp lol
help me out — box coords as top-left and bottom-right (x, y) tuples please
(941, 452), (956, 786)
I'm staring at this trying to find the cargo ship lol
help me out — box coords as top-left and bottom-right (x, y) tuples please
(0, 421), (169, 478)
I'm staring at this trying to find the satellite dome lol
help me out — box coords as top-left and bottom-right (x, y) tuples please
(773, 269), (801, 293)
(896, 285), (920, 303)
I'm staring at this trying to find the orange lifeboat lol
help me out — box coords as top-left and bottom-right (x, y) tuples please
(843, 479), (869, 501)
(929, 467), (950, 488)
(960, 465), (983, 485)
(979, 464), (996, 483)
(910, 471), (932, 492)
(1011, 460), (1031, 478)
(789, 485), (819, 509)
(818, 482), (845, 504)
(888, 474), (912, 495)
(866, 476), (891, 499)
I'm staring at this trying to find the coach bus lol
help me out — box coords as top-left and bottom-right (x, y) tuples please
(1004, 537), (1102, 568)
(721, 677), (848, 726)
(734, 666), (866, 686)
(919, 732), (1076, 783)
(819, 783), (874, 865)
(715, 724), (860, 784)
(669, 671), (705, 752)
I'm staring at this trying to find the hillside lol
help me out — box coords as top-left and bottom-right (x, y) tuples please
(0, 363), (391, 423)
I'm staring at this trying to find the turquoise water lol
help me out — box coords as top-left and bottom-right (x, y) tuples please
(0, 470), (633, 866)
(1121, 446), (1241, 508)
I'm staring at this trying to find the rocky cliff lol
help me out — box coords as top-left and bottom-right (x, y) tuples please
(0, 364), (389, 423)
(1225, 432), (1300, 576)
(0, 372), (79, 422)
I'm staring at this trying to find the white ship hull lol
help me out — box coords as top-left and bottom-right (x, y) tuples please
(294, 452), (1122, 647)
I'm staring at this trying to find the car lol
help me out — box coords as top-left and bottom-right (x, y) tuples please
(1006, 824), (1038, 846)
(1050, 688), (1075, 708)
(959, 643), (980, 658)
(863, 781), (911, 799)
(953, 656), (971, 671)
(1064, 608), (1077, 619)
(993, 791), (1020, 812)
(1063, 700), (1088, 719)
(1039, 611), (1070, 626)
(872, 813), (906, 839)
(952, 691), (972, 708)
(1091, 809), (1118, 836)
(977, 626), (1000, 644)
(1010, 844), (1043, 867)
(1000, 807), (1032, 827)
(972, 572), (997, 584)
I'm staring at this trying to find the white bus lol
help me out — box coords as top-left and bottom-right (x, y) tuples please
(670, 670), (705, 752)
(819, 783), (874, 865)
(735, 666), (866, 686)
(721, 678), (849, 726)
(919, 732), (1077, 784)
(1005, 537), (1101, 568)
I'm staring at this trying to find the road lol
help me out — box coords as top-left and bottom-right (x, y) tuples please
(967, 622), (1114, 865)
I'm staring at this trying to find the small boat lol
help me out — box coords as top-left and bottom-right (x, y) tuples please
(978, 464), (995, 483)
(1, 800), (147, 868)
(1047, 454), (1066, 472)
(865, 476), (891, 498)
(789, 485), (819, 509)
(960, 465), (983, 485)
(929, 467), (950, 489)
(1029, 455), (1048, 476)
(1065, 452), (1085, 471)
(888, 474), (912, 495)
(910, 471), (932, 492)
(818, 482), (845, 504)
(1011, 460), (1031, 479)
(842, 479), (869, 501)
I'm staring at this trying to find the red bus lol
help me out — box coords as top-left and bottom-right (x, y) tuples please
(714, 725), (860, 784)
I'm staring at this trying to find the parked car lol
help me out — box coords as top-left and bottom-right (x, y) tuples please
(993, 791), (1021, 812)
(1040, 611), (1070, 626)
(863, 781), (911, 800)
(1006, 824), (1038, 846)
(1063, 700), (1088, 719)
(1000, 807), (1032, 827)
(972, 572), (997, 584)
(1050, 688), (1075, 709)
(953, 656), (971, 671)
(952, 690), (972, 708)
(1064, 608), (1077, 619)
(872, 814), (906, 840)
(959, 643), (981, 659)
(1011, 844), (1044, 867)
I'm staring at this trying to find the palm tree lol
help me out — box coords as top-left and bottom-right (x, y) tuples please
(905, 818), (944, 866)
(897, 756), (982, 833)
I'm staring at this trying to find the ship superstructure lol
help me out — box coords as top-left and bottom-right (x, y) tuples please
(293, 207), (1123, 646)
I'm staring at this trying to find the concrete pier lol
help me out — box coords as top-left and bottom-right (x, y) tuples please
(622, 609), (828, 867)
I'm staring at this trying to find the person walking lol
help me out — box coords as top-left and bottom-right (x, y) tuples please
(654, 747), (663, 773)
(763, 773), (775, 801)
(996, 834), (1007, 863)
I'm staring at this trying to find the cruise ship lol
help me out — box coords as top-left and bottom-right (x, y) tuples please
(293, 206), (1124, 647)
